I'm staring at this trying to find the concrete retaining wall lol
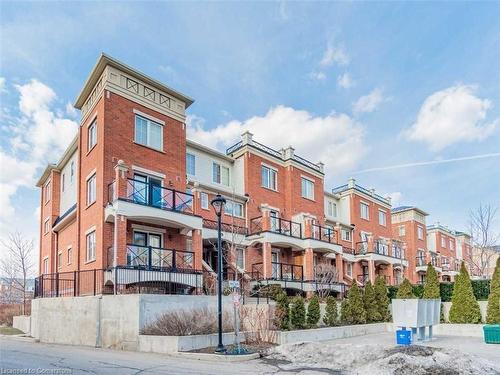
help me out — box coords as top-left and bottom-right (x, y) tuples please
(31, 295), (232, 350)
(138, 332), (241, 353)
(271, 323), (390, 345)
(12, 315), (31, 334)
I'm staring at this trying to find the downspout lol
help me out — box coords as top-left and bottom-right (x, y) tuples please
(77, 130), (82, 272)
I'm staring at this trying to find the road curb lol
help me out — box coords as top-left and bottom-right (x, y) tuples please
(175, 351), (261, 362)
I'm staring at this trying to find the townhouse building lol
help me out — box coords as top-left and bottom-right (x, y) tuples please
(35, 54), (474, 300)
(391, 206), (429, 284)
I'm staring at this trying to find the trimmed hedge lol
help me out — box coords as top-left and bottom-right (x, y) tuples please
(389, 280), (490, 302)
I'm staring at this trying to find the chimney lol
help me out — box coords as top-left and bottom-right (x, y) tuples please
(348, 177), (356, 188)
(370, 188), (375, 196)
(317, 162), (324, 173)
(282, 146), (295, 160)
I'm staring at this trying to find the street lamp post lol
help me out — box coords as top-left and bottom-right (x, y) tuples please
(211, 194), (227, 353)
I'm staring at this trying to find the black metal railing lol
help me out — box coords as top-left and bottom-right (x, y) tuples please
(249, 216), (263, 234)
(374, 240), (390, 256)
(126, 244), (195, 272)
(269, 217), (302, 238)
(392, 243), (405, 259)
(416, 256), (426, 267)
(34, 266), (204, 298)
(431, 256), (441, 268)
(202, 218), (248, 235)
(107, 181), (116, 204)
(251, 262), (303, 281)
(311, 224), (337, 243)
(355, 241), (369, 255)
(122, 178), (194, 215)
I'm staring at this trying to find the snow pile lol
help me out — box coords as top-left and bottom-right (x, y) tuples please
(267, 342), (500, 374)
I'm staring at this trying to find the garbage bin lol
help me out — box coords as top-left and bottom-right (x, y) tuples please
(483, 324), (500, 344)
(396, 329), (412, 345)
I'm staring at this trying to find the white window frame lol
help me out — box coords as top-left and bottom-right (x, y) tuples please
(360, 202), (370, 220)
(134, 114), (164, 151)
(341, 229), (351, 241)
(186, 153), (196, 176)
(86, 173), (96, 206)
(378, 209), (386, 226)
(88, 119), (97, 151)
(261, 165), (277, 191)
(345, 262), (352, 277)
(43, 257), (49, 274)
(58, 252), (62, 269)
(441, 236), (446, 248)
(200, 192), (209, 210)
(327, 201), (337, 217)
(212, 162), (230, 186)
(236, 247), (245, 270)
(44, 217), (50, 235)
(67, 247), (72, 265)
(301, 176), (314, 200)
(399, 225), (406, 236)
(44, 180), (51, 204)
(86, 230), (96, 262)
(70, 161), (75, 183)
(225, 199), (244, 218)
(417, 226), (424, 240)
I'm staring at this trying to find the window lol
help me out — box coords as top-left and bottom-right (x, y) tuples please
(341, 229), (351, 241)
(450, 240), (454, 250)
(186, 153), (196, 176)
(200, 192), (209, 210)
(134, 115), (163, 151)
(345, 262), (352, 277)
(261, 165), (277, 191)
(86, 174), (96, 205)
(44, 181), (51, 203)
(43, 258), (49, 274)
(236, 247), (245, 269)
(88, 119), (97, 151)
(417, 226), (424, 240)
(301, 177), (314, 200)
(360, 202), (370, 220)
(212, 162), (230, 186)
(399, 225), (406, 236)
(327, 201), (337, 217)
(58, 252), (62, 269)
(86, 231), (96, 262)
(441, 236), (446, 248)
(44, 218), (50, 234)
(225, 200), (244, 217)
(61, 173), (65, 192)
(70, 161), (75, 183)
(67, 248), (72, 265)
(378, 210), (386, 226)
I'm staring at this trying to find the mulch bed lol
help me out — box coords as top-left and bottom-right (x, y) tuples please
(187, 341), (276, 355)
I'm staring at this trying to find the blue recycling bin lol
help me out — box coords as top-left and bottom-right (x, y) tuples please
(396, 329), (412, 345)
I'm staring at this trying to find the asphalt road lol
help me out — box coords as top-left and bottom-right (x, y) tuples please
(0, 337), (294, 375)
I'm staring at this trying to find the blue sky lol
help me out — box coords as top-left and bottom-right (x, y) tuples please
(1, 1), (499, 254)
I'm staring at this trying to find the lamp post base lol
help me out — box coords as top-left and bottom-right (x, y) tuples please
(214, 345), (227, 354)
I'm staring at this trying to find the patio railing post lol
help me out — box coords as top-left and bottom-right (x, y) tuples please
(172, 249), (177, 270)
(73, 271), (77, 297)
(93, 269), (97, 296)
(55, 273), (59, 297)
(148, 246), (152, 270)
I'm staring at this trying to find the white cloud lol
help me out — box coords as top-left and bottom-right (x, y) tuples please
(0, 77), (6, 93)
(309, 71), (326, 81)
(187, 105), (367, 180)
(0, 79), (78, 233)
(337, 73), (353, 89)
(353, 88), (385, 114)
(387, 192), (403, 206)
(320, 43), (349, 67)
(65, 102), (78, 118)
(404, 85), (498, 151)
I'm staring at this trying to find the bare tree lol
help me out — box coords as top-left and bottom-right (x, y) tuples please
(314, 262), (339, 299)
(467, 204), (499, 278)
(0, 231), (35, 314)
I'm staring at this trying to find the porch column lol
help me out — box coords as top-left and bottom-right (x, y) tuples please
(303, 218), (312, 238)
(334, 225), (342, 244)
(335, 253), (344, 283)
(387, 263), (394, 286)
(303, 248), (314, 281)
(262, 210), (270, 231)
(368, 259), (376, 284)
(262, 242), (272, 278)
(192, 229), (203, 271)
(114, 215), (127, 267)
(367, 234), (374, 252)
(114, 160), (129, 200)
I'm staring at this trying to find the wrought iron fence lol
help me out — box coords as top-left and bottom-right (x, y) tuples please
(269, 217), (302, 238)
(124, 178), (194, 214)
(202, 218), (248, 235)
(311, 224), (337, 243)
(355, 241), (369, 255)
(249, 216), (263, 234)
(357, 274), (369, 285)
(251, 262), (303, 281)
(416, 256), (426, 267)
(126, 244), (195, 272)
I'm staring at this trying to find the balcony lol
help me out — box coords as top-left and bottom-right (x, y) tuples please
(202, 218), (248, 235)
(252, 261), (303, 281)
(125, 244), (196, 272)
(105, 179), (202, 231)
(353, 240), (407, 266)
(310, 224), (337, 243)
